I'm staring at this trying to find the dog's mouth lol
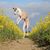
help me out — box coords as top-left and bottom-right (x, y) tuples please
(14, 13), (16, 15)
(13, 12), (16, 15)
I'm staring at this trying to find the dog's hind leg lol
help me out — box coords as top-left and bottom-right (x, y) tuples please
(23, 22), (26, 38)
(26, 19), (29, 36)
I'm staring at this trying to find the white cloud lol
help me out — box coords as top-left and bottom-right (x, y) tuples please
(0, 1), (19, 8)
(26, 1), (50, 11)
(25, 1), (50, 18)
(32, 12), (40, 16)
(29, 12), (40, 18)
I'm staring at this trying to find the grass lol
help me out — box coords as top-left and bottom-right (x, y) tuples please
(29, 13), (50, 46)
(0, 15), (24, 42)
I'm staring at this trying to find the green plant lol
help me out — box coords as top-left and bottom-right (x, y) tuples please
(29, 13), (50, 47)
(0, 16), (23, 42)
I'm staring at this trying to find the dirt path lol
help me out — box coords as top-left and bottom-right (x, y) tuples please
(0, 38), (44, 50)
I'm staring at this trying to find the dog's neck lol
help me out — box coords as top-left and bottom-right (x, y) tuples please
(17, 8), (22, 13)
(17, 8), (23, 16)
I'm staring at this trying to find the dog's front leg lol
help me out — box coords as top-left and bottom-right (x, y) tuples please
(16, 17), (22, 24)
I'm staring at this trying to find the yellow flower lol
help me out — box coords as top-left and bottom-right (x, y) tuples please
(0, 25), (3, 29)
(0, 16), (4, 20)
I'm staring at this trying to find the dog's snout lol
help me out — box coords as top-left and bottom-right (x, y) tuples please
(14, 13), (16, 15)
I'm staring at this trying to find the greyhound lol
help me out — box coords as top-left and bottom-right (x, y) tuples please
(13, 8), (29, 37)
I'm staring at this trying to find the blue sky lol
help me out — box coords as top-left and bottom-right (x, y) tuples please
(0, 0), (50, 31)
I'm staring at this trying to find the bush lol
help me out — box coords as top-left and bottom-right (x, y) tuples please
(0, 16), (23, 42)
(29, 14), (50, 47)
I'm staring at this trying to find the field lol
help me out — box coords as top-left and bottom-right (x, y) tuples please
(0, 9), (50, 50)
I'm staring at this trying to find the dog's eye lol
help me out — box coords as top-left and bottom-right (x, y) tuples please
(13, 8), (17, 11)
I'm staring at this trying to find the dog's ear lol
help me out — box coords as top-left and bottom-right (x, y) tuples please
(13, 8), (14, 9)
(16, 8), (17, 10)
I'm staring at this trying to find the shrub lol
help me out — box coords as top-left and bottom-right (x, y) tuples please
(0, 16), (23, 42)
(29, 14), (50, 46)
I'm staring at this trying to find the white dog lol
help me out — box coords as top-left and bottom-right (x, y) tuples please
(13, 8), (29, 37)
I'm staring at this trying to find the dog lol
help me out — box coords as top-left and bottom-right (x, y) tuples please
(13, 7), (29, 37)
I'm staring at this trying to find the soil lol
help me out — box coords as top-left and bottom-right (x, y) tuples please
(0, 38), (45, 50)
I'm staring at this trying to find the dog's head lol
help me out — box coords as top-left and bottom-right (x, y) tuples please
(13, 8), (17, 15)
(13, 7), (22, 15)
